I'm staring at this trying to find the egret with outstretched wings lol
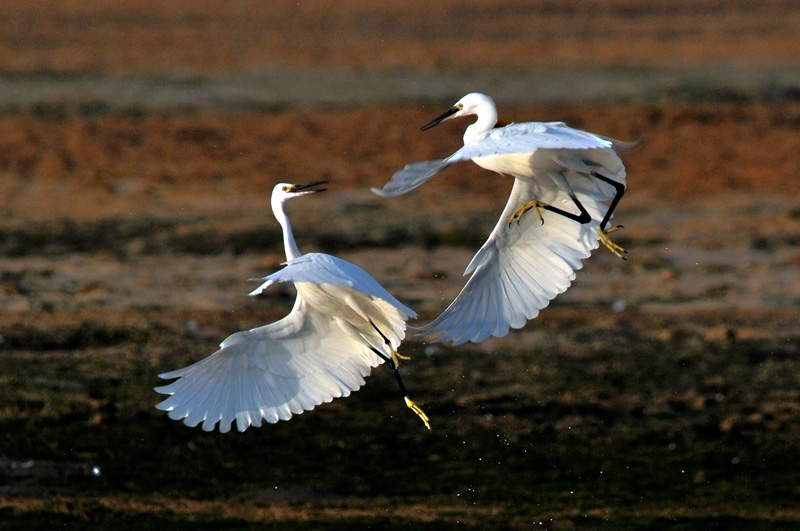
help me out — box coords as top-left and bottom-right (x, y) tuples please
(156, 181), (429, 432)
(373, 93), (632, 345)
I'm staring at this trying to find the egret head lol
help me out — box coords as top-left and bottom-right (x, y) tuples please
(272, 181), (329, 204)
(421, 93), (495, 131)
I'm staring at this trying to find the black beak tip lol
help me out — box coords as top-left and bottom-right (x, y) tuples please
(293, 180), (330, 193)
(420, 106), (459, 131)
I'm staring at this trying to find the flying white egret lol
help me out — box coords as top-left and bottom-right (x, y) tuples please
(372, 93), (632, 345)
(155, 181), (429, 432)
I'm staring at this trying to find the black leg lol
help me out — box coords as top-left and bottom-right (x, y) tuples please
(542, 193), (591, 225)
(368, 319), (410, 390)
(369, 319), (392, 349)
(368, 344), (431, 430)
(369, 346), (408, 397)
(369, 319), (411, 364)
(510, 193), (592, 227)
(368, 320), (431, 430)
(589, 171), (626, 231)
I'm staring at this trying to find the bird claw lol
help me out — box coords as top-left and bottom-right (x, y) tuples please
(405, 396), (431, 430)
(507, 200), (545, 226)
(390, 348), (411, 367)
(598, 225), (627, 259)
(371, 320), (411, 367)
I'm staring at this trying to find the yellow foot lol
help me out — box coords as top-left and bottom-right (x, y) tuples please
(598, 225), (627, 259)
(405, 396), (431, 430)
(390, 348), (411, 368)
(507, 200), (545, 225)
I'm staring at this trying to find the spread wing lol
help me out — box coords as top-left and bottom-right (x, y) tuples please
(415, 177), (607, 345)
(370, 121), (628, 199)
(155, 296), (385, 432)
(371, 159), (453, 197)
(457, 122), (616, 159)
(156, 253), (416, 433)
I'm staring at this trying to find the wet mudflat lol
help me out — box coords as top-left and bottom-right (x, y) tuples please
(2, 306), (800, 529)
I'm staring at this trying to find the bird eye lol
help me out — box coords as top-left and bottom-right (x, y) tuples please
(456, 103), (464, 110)
(282, 185), (291, 192)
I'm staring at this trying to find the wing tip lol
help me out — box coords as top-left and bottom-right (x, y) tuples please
(370, 186), (390, 197)
(605, 136), (641, 155)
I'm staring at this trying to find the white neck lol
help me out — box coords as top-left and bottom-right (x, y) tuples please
(463, 104), (498, 145)
(271, 197), (301, 261)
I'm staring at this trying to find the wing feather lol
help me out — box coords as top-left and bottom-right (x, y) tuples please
(372, 120), (627, 203)
(458, 122), (614, 160)
(156, 260), (414, 432)
(417, 178), (606, 345)
(502, 255), (537, 325)
(371, 159), (453, 197)
(156, 299), (372, 432)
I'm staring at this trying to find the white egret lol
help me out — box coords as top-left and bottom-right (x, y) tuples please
(156, 181), (429, 432)
(372, 93), (631, 345)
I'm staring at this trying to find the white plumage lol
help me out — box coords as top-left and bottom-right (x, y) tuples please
(155, 181), (426, 432)
(372, 93), (630, 345)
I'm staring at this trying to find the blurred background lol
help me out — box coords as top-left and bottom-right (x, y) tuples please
(1, 1), (800, 529)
